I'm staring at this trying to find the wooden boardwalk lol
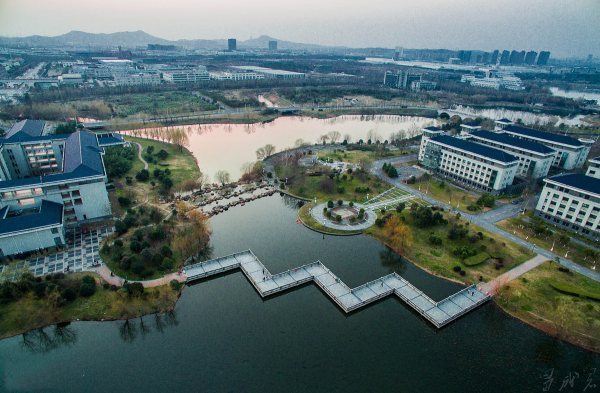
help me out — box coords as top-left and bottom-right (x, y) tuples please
(184, 250), (490, 328)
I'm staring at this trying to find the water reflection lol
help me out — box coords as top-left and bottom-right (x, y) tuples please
(117, 311), (180, 344)
(20, 323), (77, 353)
(379, 247), (407, 275)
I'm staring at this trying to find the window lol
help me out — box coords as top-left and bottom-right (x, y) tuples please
(74, 198), (83, 205)
(51, 227), (59, 234)
(18, 198), (35, 206)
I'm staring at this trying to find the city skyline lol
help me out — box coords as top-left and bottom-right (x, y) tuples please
(0, 0), (599, 58)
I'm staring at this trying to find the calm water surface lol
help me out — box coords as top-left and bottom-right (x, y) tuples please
(0, 195), (598, 393)
(123, 115), (433, 181)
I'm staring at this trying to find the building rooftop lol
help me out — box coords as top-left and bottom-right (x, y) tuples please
(469, 130), (555, 155)
(0, 130), (106, 191)
(589, 156), (600, 164)
(0, 200), (63, 236)
(5, 119), (46, 139)
(503, 125), (584, 147)
(495, 118), (512, 124)
(545, 173), (600, 196)
(423, 126), (443, 132)
(431, 135), (519, 163)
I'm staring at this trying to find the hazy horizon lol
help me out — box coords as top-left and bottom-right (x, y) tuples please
(0, 0), (599, 58)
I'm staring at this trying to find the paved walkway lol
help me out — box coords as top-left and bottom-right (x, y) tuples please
(93, 264), (186, 288)
(478, 255), (548, 295)
(310, 203), (376, 231)
(133, 141), (149, 170)
(369, 160), (600, 283)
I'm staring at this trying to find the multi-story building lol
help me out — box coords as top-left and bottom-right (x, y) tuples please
(535, 173), (599, 240)
(467, 130), (555, 179)
(114, 72), (161, 86)
(587, 157), (600, 179)
(0, 122), (124, 257)
(524, 51), (538, 65)
(383, 70), (420, 89)
(162, 67), (210, 83)
(410, 80), (437, 92)
(268, 41), (278, 51)
(228, 38), (237, 51)
(419, 134), (519, 194)
(209, 71), (265, 81)
(501, 124), (593, 169)
(537, 51), (551, 66)
(232, 66), (306, 80)
(418, 126), (445, 162)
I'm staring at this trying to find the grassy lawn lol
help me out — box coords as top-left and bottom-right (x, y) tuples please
(71, 92), (218, 119)
(497, 216), (598, 270)
(297, 203), (363, 235)
(366, 210), (535, 285)
(317, 149), (409, 167)
(495, 261), (600, 352)
(0, 273), (179, 339)
(280, 170), (389, 204)
(407, 177), (484, 213)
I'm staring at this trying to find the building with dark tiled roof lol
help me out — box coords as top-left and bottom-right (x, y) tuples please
(467, 130), (555, 179)
(535, 173), (599, 240)
(587, 157), (600, 179)
(502, 124), (593, 170)
(419, 134), (519, 193)
(0, 120), (125, 257)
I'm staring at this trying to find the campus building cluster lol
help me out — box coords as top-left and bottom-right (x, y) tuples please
(418, 120), (594, 195)
(0, 119), (124, 257)
(418, 119), (597, 239)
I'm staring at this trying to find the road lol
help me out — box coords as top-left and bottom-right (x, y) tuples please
(370, 159), (600, 283)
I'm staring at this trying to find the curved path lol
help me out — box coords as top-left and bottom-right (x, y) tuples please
(133, 141), (149, 170)
(93, 264), (186, 288)
(310, 203), (376, 231)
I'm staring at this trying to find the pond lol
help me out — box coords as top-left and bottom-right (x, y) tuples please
(122, 115), (433, 181)
(0, 195), (597, 393)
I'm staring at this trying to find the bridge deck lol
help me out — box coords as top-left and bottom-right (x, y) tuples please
(184, 250), (489, 328)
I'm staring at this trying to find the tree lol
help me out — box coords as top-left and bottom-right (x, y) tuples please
(396, 202), (406, 213)
(383, 216), (412, 254)
(255, 144), (276, 160)
(328, 131), (341, 144)
(169, 128), (189, 151)
(318, 134), (329, 145)
(172, 210), (211, 260)
(135, 169), (150, 182)
(215, 170), (231, 186)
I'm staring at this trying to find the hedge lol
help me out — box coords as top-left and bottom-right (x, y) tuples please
(549, 282), (600, 301)
(463, 252), (490, 266)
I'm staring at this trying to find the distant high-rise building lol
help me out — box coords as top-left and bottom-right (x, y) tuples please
(383, 70), (420, 89)
(524, 51), (538, 65)
(268, 40), (278, 51)
(490, 50), (499, 65)
(228, 38), (237, 51)
(384, 71), (401, 88)
(393, 47), (404, 61)
(537, 51), (550, 65)
(509, 50), (525, 65)
(499, 50), (510, 65)
(458, 50), (472, 63)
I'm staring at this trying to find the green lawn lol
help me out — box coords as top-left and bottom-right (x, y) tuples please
(126, 136), (201, 191)
(496, 261), (600, 352)
(408, 177), (483, 213)
(497, 216), (598, 270)
(366, 210), (535, 285)
(0, 273), (179, 339)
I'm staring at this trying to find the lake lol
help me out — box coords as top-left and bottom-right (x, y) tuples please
(122, 115), (434, 182)
(550, 87), (600, 104)
(0, 195), (597, 393)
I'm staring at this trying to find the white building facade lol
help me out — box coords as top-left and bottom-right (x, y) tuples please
(535, 174), (599, 240)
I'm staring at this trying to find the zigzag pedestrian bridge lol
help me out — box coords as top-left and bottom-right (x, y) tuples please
(184, 250), (490, 328)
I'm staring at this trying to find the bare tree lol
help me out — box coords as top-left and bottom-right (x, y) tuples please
(327, 131), (342, 144)
(318, 134), (329, 145)
(256, 144), (276, 160)
(215, 170), (231, 186)
(343, 133), (352, 143)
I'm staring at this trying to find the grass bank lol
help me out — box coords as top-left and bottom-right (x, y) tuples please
(495, 261), (600, 352)
(297, 203), (363, 236)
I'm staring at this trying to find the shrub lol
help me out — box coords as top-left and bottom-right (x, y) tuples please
(327, 200), (334, 208)
(463, 252), (491, 266)
(323, 207), (328, 213)
(160, 245), (173, 257)
(453, 266), (462, 272)
(161, 258), (174, 271)
(349, 201), (354, 207)
(459, 270), (466, 276)
(118, 196), (132, 207)
(337, 200), (343, 206)
(129, 240), (142, 253)
(476, 193), (496, 208)
(125, 282), (144, 297)
(135, 169), (150, 182)
(131, 259), (145, 275)
(336, 215), (342, 222)
(170, 279), (182, 291)
(61, 287), (77, 302)
(156, 149), (168, 160)
(79, 282), (96, 297)
(337, 186), (345, 193)
(428, 234), (443, 246)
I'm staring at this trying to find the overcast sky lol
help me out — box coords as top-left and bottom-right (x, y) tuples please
(0, 0), (598, 58)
